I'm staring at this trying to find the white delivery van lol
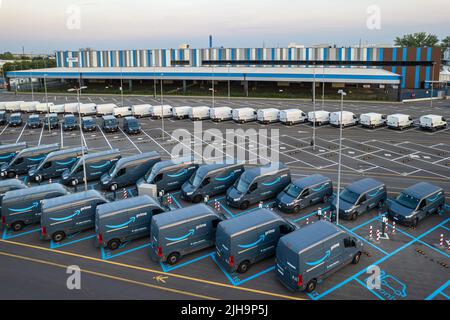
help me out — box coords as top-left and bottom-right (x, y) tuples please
(49, 104), (65, 114)
(308, 110), (330, 125)
(97, 103), (117, 116)
(330, 111), (358, 127)
(79, 103), (97, 116)
(419, 115), (447, 131)
(114, 106), (133, 118)
(387, 114), (413, 130)
(232, 108), (257, 123)
(210, 107), (233, 122)
(279, 109), (307, 125)
(132, 104), (152, 118)
(5, 101), (24, 112)
(152, 105), (173, 119)
(360, 113), (387, 128)
(172, 106), (192, 119)
(189, 106), (211, 121)
(36, 103), (54, 113)
(257, 108), (280, 124)
(0, 102), (7, 111)
(64, 103), (80, 114)
(19, 101), (40, 113)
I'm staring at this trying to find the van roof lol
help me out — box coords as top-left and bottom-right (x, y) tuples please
(124, 116), (137, 120)
(152, 204), (218, 229)
(0, 179), (26, 191)
(44, 113), (58, 117)
(151, 158), (194, 174)
(82, 116), (94, 121)
(402, 182), (442, 199)
(347, 178), (384, 193)
(102, 115), (116, 120)
(196, 162), (242, 176)
(3, 183), (67, 201)
(241, 163), (288, 181)
(292, 174), (330, 189)
(234, 107), (255, 112)
(0, 142), (27, 152)
(420, 114), (442, 120)
(42, 190), (106, 210)
(82, 149), (120, 161)
(44, 147), (84, 160)
(218, 209), (284, 236)
(279, 221), (344, 254)
(97, 195), (161, 219)
(18, 143), (59, 155)
(115, 151), (160, 166)
(28, 114), (40, 119)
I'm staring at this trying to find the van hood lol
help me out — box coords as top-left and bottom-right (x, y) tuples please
(181, 181), (196, 195)
(61, 169), (70, 181)
(226, 186), (243, 201)
(28, 167), (38, 177)
(389, 200), (414, 217)
(276, 191), (296, 206)
(331, 196), (354, 212)
(100, 173), (111, 184)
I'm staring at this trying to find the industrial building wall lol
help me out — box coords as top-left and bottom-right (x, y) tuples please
(55, 47), (440, 89)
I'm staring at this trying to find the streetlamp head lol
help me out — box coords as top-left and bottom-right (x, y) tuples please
(338, 89), (347, 96)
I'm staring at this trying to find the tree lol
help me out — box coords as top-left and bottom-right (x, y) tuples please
(394, 32), (439, 47)
(441, 36), (450, 50)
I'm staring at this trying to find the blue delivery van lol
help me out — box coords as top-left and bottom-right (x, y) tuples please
(226, 163), (291, 210)
(215, 209), (296, 273)
(40, 190), (108, 242)
(95, 195), (165, 250)
(0, 142), (27, 167)
(150, 204), (222, 265)
(0, 179), (27, 212)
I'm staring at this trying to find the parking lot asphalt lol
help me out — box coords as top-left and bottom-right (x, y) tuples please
(0, 92), (449, 300)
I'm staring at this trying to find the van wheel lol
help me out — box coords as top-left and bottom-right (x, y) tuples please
(71, 179), (78, 186)
(293, 206), (301, 214)
(377, 200), (385, 210)
(323, 195), (330, 203)
(305, 279), (317, 293)
(352, 252), (361, 264)
(7, 171), (15, 179)
(192, 195), (203, 204)
(107, 239), (121, 250)
(351, 213), (358, 221)
(52, 231), (66, 243)
(239, 201), (250, 210)
(11, 221), (25, 232)
(110, 183), (118, 192)
(167, 252), (180, 265)
(412, 218), (419, 228)
(237, 261), (250, 274)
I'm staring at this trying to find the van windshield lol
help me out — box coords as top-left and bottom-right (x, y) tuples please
(104, 119), (116, 126)
(395, 193), (419, 210)
(235, 177), (250, 193)
(340, 189), (360, 204)
(285, 184), (302, 198)
(144, 168), (156, 182)
(189, 171), (204, 187)
(65, 117), (75, 124)
(70, 158), (82, 174)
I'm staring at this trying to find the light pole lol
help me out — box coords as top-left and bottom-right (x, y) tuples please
(160, 72), (165, 140)
(68, 85), (88, 191)
(322, 64), (325, 110)
(311, 63), (316, 150)
(430, 62), (436, 108)
(335, 89), (347, 226)
(43, 73), (51, 132)
(211, 65), (215, 107)
(153, 65), (157, 99)
(227, 63), (231, 101)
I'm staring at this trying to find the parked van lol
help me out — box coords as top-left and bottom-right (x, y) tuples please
(215, 209), (295, 273)
(419, 115), (447, 131)
(132, 104), (152, 118)
(137, 158), (198, 193)
(387, 114), (413, 130)
(189, 106), (211, 121)
(331, 178), (387, 220)
(19, 101), (40, 113)
(276, 220), (363, 292)
(8, 113), (23, 127)
(26, 114), (42, 129)
(0, 179), (27, 211)
(330, 111), (358, 127)
(96, 103), (117, 116)
(5, 101), (24, 112)
(62, 114), (77, 131)
(257, 108), (280, 124)
(232, 108), (257, 123)
(123, 116), (141, 134)
(0, 102), (7, 111)
(40, 190), (108, 242)
(28, 147), (86, 182)
(43, 113), (59, 129)
(1, 183), (68, 231)
(64, 103), (80, 114)
(0, 144), (59, 178)
(0, 111), (6, 125)
(172, 106), (192, 119)
(96, 195), (165, 250)
(276, 174), (333, 213)
(360, 112), (387, 128)
(49, 104), (65, 114)
(150, 204), (222, 265)
(36, 102), (54, 113)
(308, 110), (330, 125)
(279, 109), (307, 125)
(62, 149), (121, 186)
(100, 151), (161, 191)
(101, 115), (118, 133)
(79, 103), (97, 116)
(81, 116), (96, 132)
(114, 106), (133, 118)
(210, 107), (233, 122)
(0, 142), (27, 166)
(387, 182), (445, 227)
(152, 105), (173, 119)
(180, 163), (245, 203)
(226, 163), (291, 210)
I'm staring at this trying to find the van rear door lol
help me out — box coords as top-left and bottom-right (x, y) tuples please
(276, 243), (299, 290)
(258, 223), (280, 259)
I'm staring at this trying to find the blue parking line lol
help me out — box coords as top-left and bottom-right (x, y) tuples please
(50, 234), (96, 249)
(171, 195), (183, 209)
(219, 203), (235, 218)
(315, 218), (449, 300)
(211, 254), (237, 285)
(160, 252), (214, 272)
(425, 280), (450, 300)
(101, 242), (151, 260)
(339, 224), (389, 255)
(354, 278), (385, 300)
(441, 225), (450, 231)
(2, 227), (40, 240)
(234, 266), (275, 286)
(234, 202), (276, 218)
(292, 206), (331, 223)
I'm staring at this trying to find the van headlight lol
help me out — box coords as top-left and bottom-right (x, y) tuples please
(345, 209), (353, 213)
(287, 202), (295, 206)
(186, 191), (193, 196)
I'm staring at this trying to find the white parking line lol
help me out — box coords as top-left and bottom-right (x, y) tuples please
(15, 124), (27, 143)
(0, 124), (9, 136)
(37, 125), (45, 146)
(97, 125), (113, 150)
(118, 127), (142, 153)
(140, 129), (171, 156)
(60, 125), (64, 148)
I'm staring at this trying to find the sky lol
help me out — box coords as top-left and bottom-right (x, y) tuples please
(0, 0), (449, 53)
